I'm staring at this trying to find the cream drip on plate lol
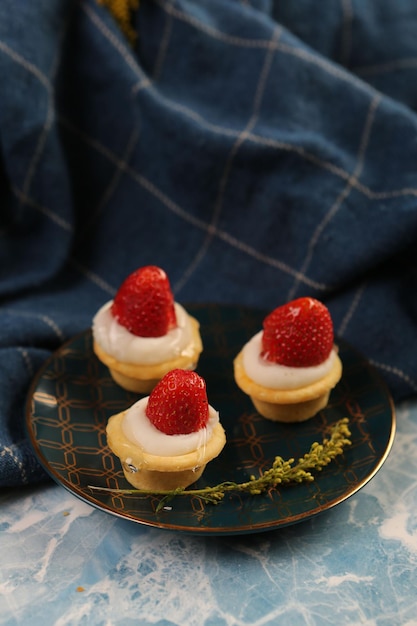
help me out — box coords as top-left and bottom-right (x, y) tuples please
(92, 301), (194, 364)
(242, 331), (337, 389)
(122, 396), (219, 456)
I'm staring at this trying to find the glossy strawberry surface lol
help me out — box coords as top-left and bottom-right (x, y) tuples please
(261, 297), (334, 367)
(111, 265), (177, 337)
(145, 369), (210, 435)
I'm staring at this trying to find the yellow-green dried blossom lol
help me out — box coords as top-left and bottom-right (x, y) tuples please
(97, 0), (139, 44)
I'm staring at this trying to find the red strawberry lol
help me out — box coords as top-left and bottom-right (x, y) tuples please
(261, 297), (334, 367)
(111, 265), (177, 337)
(145, 369), (209, 435)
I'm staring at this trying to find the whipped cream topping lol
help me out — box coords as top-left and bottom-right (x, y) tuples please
(92, 301), (195, 364)
(122, 396), (219, 456)
(242, 331), (337, 390)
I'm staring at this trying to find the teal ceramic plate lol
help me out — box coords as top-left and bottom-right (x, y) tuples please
(26, 304), (395, 535)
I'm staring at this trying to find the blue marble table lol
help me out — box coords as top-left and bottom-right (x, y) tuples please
(1, 399), (416, 626)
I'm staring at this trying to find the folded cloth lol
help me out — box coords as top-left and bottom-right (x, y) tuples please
(1, 0), (417, 487)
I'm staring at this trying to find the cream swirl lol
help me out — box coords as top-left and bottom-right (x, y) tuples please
(92, 301), (194, 364)
(242, 331), (337, 390)
(122, 396), (219, 456)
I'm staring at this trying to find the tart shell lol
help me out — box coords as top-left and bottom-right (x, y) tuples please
(106, 411), (226, 490)
(233, 349), (343, 422)
(93, 315), (203, 393)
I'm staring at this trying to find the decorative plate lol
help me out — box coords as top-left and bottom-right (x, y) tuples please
(26, 304), (395, 535)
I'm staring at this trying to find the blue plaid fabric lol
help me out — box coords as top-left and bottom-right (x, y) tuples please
(1, 0), (417, 486)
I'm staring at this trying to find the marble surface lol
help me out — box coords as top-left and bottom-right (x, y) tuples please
(1, 399), (417, 626)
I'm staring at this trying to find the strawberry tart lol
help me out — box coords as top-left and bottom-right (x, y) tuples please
(106, 369), (226, 490)
(233, 297), (343, 422)
(93, 265), (203, 393)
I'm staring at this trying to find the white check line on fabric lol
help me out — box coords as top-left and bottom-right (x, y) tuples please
(0, 38), (55, 222)
(79, 1), (174, 244)
(287, 93), (381, 301)
(356, 57), (417, 78)
(0, 39), (51, 90)
(3, 0), (417, 252)
(155, 0), (281, 50)
(83, 0), (417, 202)
(0, 39), (54, 204)
(150, 2), (175, 82)
(153, 0), (417, 203)
(20, 97), (54, 200)
(173, 24), (283, 294)
(128, 29), (417, 199)
(155, 0), (376, 97)
(60, 113), (328, 293)
(214, 230), (327, 290)
(337, 282), (367, 337)
(19, 20), (69, 216)
(245, 132), (417, 201)
(0, 36), (73, 230)
(74, 123), (141, 246)
(58, 115), (211, 232)
(82, 2), (146, 83)
(350, 179), (417, 200)
(17, 348), (34, 378)
(11, 187), (72, 232)
(69, 258), (116, 296)
(9, 0), (413, 300)
(2, 310), (66, 342)
(370, 360), (417, 394)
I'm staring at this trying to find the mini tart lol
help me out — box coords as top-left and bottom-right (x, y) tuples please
(106, 411), (226, 490)
(233, 349), (343, 423)
(93, 315), (203, 394)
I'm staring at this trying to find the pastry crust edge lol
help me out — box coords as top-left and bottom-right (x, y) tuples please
(107, 411), (226, 472)
(93, 315), (203, 392)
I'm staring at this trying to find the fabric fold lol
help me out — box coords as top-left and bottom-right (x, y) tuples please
(1, 0), (417, 486)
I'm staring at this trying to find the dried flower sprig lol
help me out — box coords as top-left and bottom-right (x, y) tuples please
(97, 0), (140, 45)
(89, 418), (351, 511)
